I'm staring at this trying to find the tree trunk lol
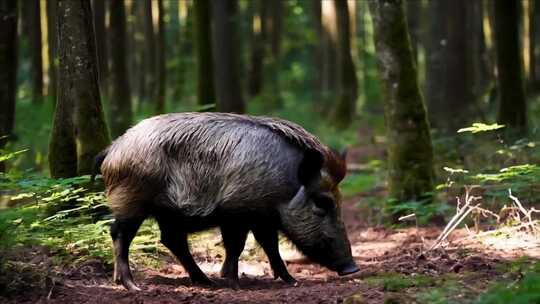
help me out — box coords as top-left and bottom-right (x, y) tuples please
(46, 0), (57, 101)
(22, 0), (43, 104)
(143, 0), (156, 102)
(248, 0), (264, 97)
(193, 0), (215, 107)
(321, 0), (339, 105)
(50, 0), (110, 177)
(212, 0), (244, 113)
(156, 0), (166, 113)
(92, 0), (107, 90)
(108, 0), (132, 138)
(0, 0), (18, 172)
(405, 0), (421, 61)
(260, 0), (282, 108)
(312, 0), (323, 101)
(529, 0), (540, 90)
(331, 0), (358, 129)
(493, 0), (528, 134)
(369, 0), (434, 220)
(444, 0), (474, 129)
(425, 0), (448, 129)
(132, 0), (146, 102)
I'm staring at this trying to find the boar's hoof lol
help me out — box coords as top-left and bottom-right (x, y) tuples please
(278, 274), (298, 285)
(224, 278), (240, 290)
(123, 280), (142, 292)
(191, 276), (216, 287)
(337, 262), (360, 276)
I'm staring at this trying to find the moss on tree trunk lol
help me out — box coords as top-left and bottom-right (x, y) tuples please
(49, 0), (110, 177)
(369, 0), (434, 220)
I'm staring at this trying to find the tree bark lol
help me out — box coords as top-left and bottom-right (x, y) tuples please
(212, 0), (244, 113)
(258, 0), (282, 108)
(529, 0), (540, 89)
(369, 0), (434, 219)
(405, 0), (421, 62)
(321, 0), (339, 104)
(331, 0), (358, 129)
(92, 0), (107, 90)
(248, 0), (264, 97)
(46, 0), (57, 102)
(50, 0), (110, 177)
(0, 0), (18, 172)
(142, 0), (156, 102)
(156, 0), (166, 113)
(493, 0), (528, 134)
(425, 0), (448, 129)
(193, 0), (215, 107)
(108, 0), (132, 138)
(22, 0), (43, 104)
(444, 0), (474, 129)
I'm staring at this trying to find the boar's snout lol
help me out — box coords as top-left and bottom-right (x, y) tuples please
(336, 261), (359, 276)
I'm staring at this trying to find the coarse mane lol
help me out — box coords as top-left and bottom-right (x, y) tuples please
(144, 112), (347, 183)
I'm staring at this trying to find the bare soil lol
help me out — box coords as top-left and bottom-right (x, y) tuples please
(2, 193), (537, 304)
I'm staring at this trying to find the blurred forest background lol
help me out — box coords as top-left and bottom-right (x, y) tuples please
(1, 0), (540, 303)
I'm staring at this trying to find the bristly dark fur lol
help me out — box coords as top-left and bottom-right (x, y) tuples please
(100, 112), (357, 290)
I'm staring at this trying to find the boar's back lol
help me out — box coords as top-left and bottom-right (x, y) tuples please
(101, 113), (328, 217)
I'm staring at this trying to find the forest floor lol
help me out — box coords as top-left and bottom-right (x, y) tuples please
(2, 193), (539, 304)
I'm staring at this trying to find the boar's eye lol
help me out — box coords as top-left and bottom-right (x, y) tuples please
(312, 193), (335, 216)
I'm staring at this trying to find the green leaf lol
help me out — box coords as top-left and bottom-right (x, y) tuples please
(457, 123), (505, 134)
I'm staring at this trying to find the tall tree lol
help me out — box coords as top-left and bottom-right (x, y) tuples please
(444, 0), (474, 129)
(0, 0), (18, 172)
(92, 0), (107, 90)
(529, 0), (540, 89)
(493, 0), (528, 134)
(21, 0), (43, 103)
(142, 0), (156, 102)
(108, 0), (132, 138)
(156, 0), (166, 113)
(331, 0), (358, 129)
(369, 0), (434, 220)
(46, 0), (57, 101)
(320, 0), (338, 105)
(405, 0), (421, 61)
(261, 0), (283, 108)
(248, 0), (264, 97)
(193, 0), (215, 106)
(50, 0), (110, 177)
(212, 0), (244, 113)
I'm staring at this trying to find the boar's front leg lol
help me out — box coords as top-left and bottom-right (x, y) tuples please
(252, 227), (297, 285)
(111, 217), (145, 291)
(220, 225), (249, 289)
(156, 216), (213, 286)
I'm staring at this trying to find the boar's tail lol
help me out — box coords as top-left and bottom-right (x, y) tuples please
(91, 148), (109, 183)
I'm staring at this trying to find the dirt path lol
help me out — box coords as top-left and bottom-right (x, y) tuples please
(2, 197), (538, 304)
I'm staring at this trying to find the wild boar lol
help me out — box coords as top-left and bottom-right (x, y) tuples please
(95, 112), (358, 291)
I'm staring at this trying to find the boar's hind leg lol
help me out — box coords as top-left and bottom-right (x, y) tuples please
(156, 217), (213, 286)
(252, 227), (297, 285)
(220, 225), (249, 289)
(111, 217), (145, 291)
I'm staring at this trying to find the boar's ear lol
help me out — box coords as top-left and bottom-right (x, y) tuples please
(298, 149), (324, 187)
(288, 186), (307, 209)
